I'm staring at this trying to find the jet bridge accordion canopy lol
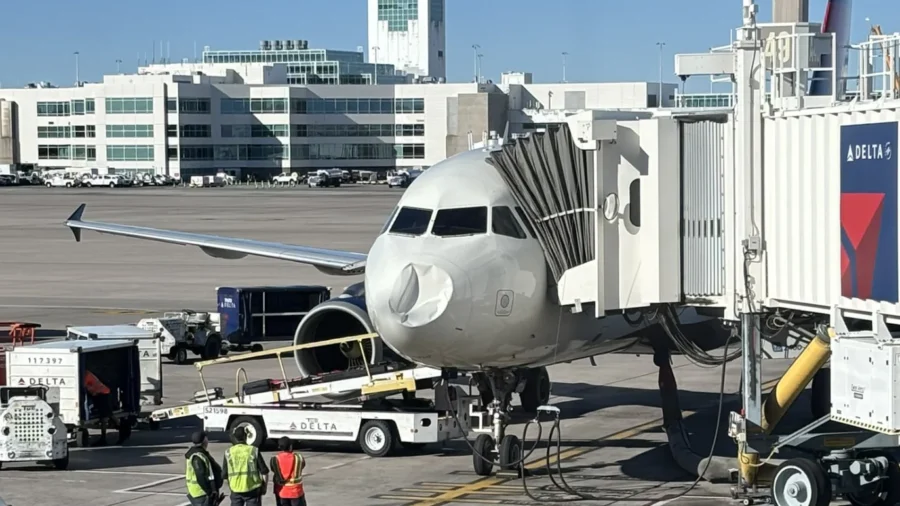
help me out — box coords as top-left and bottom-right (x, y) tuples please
(487, 125), (595, 283)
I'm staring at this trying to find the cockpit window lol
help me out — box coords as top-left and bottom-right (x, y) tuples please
(432, 206), (487, 237)
(389, 206), (432, 236)
(514, 206), (537, 238)
(491, 206), (526, 239)
(380, 206), (399, 234)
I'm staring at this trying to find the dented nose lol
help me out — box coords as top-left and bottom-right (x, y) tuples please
(388, 262), (454, 327)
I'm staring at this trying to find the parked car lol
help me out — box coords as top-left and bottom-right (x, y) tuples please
(272, 172), (300, 186)
(45, 174), (80, 187)
(0, 174), (17, 186)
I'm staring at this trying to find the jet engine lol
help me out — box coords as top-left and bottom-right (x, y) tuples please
(292, 283), (403, 377)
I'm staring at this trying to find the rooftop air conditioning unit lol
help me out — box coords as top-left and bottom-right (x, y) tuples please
(274, 40), (283, 50)
(284, 40), (295, 50)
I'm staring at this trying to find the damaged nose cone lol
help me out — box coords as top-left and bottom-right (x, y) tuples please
(388, 263), (453, 327)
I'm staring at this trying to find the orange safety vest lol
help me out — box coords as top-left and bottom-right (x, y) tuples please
(84, 371), (110, 395)
(274, 452), (304, 499)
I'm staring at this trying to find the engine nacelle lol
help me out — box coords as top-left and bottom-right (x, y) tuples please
(293, 295), (397, 378)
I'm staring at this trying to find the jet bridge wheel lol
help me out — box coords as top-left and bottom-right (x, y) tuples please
(771, 458), (832, 506)
(846, 451), (900, 506)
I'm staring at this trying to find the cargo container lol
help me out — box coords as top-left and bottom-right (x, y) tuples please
(216, 285), (331, 348)
(5, 339), (141, 447)
(65, 325), (163, 406)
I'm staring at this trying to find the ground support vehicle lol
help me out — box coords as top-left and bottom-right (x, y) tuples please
(307, 169), (342, 187)
(216, 285), (330, 351)
(64, 325), (164, 409)
(5, 340), (142, 448)
(0, 386), (69, 470)
(136, 310), (225, 365)
(150, 334), (474, 457)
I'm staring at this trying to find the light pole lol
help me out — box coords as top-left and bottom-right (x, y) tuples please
(472, 44), (481, 83)
(371, 46), (380, 85)
(655, 42), (666, 106)
(115, 59), (122, 74)
(477, 54), (484, 83)
(562, 51), (569, 83)
(74, 51), (80, 86)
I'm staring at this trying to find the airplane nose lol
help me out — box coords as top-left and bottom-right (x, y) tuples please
(388, 262), (454, 327)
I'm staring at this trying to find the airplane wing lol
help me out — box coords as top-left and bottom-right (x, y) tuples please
(64, 204), (367, 276)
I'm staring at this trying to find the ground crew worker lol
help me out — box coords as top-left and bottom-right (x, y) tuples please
(269, 437), (307, 506)
(83, 369), (120, 446)
(221, 426), (269, 506)
(185, 430), (224, 506)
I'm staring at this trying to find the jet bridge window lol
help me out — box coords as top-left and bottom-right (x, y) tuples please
(491, 206), (526, 239)
(432, 206), (487, 237)
(389, 206), (432, 236)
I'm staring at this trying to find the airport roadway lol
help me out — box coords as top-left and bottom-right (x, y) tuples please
(0, 185), (817, 505)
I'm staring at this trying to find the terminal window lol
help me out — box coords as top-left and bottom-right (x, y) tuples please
(37, 126), (71, 139)
(72, 145), (97, 161)
(179, 98), (211, 114)
(38, 145), (70, 159)
(37, 101), (70, 117)
(106, 124), (153, 138)
(106, 97), (153, 114)
(107, 145), (155, 161)
(379, 0), (418, 31)
(180, 124), (212, 138)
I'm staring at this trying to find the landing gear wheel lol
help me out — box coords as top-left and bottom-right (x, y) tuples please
(202, 334), (222, 360)
(811, 368), (830, 420)
(229, 416), (267, 448)
(74, 428), (90, 448)
(499, 434), (522, 472)
(772, 458), (832, 506)
(473, 434), (495, 477)
(359, 420), (395, 458)
(847, 452), (900, 506)
(172, 347), (188, 365)
(52, 454), (69, 470)
(519, 367), (551, 413)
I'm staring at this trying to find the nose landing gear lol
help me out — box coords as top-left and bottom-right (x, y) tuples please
(469, 367), (546, 476)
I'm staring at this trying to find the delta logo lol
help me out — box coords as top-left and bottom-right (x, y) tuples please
(846, 141), (893, 162)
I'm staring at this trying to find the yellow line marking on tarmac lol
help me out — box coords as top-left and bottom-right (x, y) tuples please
(409, 376), (782, 506)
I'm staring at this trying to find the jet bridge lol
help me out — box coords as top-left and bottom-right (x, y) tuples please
(487, 110), (684, 318)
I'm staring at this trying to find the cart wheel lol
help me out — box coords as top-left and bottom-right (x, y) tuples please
(173, 347), (188, 365)
(499, 434), (522, 471)
(203, 334), (222, 360)
(230, 416), (267, 448)
(358, 420), (395, 458)
(116, 419), (133, 445)
(53, 454), (69, 470)
(473, 434), (495, 477)
(847, 452), (900, 506)
(772, 458), (832, 506)
(74, 428), (90, 448)
(519, 367), (551, 413)
(251, 344), (264, 353)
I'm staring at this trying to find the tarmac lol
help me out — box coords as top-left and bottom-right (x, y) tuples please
(0, 184), (825, 505)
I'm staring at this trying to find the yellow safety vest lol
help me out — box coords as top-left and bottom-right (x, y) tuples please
(185, 452), (212, 498)
(225, 444), (263, 493)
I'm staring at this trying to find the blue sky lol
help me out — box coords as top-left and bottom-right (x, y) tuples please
(0, 0), (892, 90)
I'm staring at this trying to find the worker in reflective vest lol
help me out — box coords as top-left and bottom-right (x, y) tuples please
(221, 425), (269, 506)
(269, 437), (307, 506)
(83, 369), (121, 446)
(185, 430), (224, 506)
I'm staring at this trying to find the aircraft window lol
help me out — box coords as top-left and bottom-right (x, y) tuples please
(380, 206), (399, 234)
(491, 206), (526, 239)
(514, 206), (537, 238)
(432, 207), (487, 237)
(389, 206), (432, 236)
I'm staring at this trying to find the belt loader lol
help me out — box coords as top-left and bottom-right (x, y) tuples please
(151, 333), (473, 457)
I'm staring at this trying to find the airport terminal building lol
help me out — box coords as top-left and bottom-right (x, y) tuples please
(0, 61), (676, 179)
